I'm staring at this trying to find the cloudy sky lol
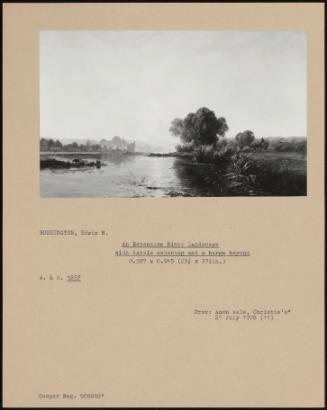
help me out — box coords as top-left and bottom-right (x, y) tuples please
(40, 31), (306, 150)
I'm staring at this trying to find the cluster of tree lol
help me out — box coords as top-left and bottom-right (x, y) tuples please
(169, 107), (229, 147)
(169, 108), (270, 158)
(40, 138), (102, 152)
(40, 138), (63, 151)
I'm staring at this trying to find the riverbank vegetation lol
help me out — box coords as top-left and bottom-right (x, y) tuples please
(169, 107), (306, 196)
(40, 158), (103, 169)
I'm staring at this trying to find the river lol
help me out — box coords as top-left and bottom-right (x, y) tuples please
(40, 153), (222, 198)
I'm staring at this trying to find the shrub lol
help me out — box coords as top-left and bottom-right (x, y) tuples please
(193, 144), (233, 167)
(235, 130), (255, 148)
(176, 142), (195, 153)
(250, 138), (269, 152)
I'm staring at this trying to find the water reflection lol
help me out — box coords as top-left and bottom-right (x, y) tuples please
(40, 153), (224, 197)
(100, 152), (138, 166)
(172, 158), (225, 196)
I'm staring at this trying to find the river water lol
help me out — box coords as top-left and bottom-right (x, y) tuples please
(40, 153), (222, 198)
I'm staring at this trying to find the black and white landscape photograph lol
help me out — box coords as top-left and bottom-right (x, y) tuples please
(40, 31), (307, 197)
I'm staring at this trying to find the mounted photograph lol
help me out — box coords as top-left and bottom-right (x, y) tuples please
(40, 30), (307, 197)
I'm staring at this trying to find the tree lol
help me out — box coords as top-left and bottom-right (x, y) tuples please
(169, 118), (184, 138)
(192, 107), (228, 145)
(40, 138), (49, 151)
(54, 140), (63, 149)
(235, 130), (255, 148)
(48, 139), (55, 149)
(169, 107), (228, 147)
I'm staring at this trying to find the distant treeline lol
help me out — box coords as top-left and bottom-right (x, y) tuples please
(40, 138), (102, 152)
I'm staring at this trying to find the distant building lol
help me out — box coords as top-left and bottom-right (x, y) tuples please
(100, 139), (113, 150)
(100, 137), (136, 153)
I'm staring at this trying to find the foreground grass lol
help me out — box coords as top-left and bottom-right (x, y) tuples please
(224, 151), (306, 196)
